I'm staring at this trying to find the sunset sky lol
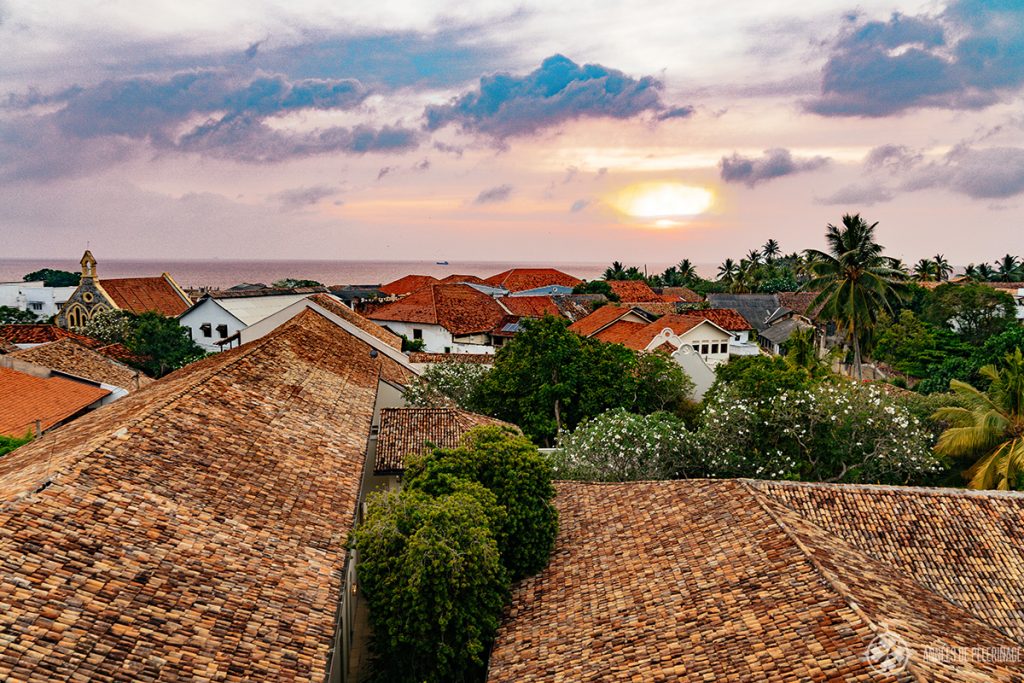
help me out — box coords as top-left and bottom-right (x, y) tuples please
(1, 0), (1021, 265)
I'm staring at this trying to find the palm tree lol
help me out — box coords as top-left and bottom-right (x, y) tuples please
(676, 259), (698, 283)
(717, 258), (739, 283)
(913, 258), (937, 281)
(963, 263), (980, 279)
(887, 257), (909, 277)
(623, 266), (645, 281)
(996, 254), (1023, 282)
(602, 261), (627, 280)
(804, 214), (904, 380)
(933, 348), (1024, 490)
(977, 262), (996, 281)
(762, 239), (781, 261)
(933, 253), (953, 281)
(745, 248), (762, 264)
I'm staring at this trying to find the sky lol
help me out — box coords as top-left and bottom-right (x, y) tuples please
(0, 0), (1022, 266)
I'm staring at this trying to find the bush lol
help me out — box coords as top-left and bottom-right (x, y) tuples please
(552, 409), (689, 481)
(404, 426), (558, 580)
(0, 432), (32, 457)
(402, 360), (491, 410)
(690, 382), (944, 484)
(352, 485), (509, 683)
(706, 354), (816, 401)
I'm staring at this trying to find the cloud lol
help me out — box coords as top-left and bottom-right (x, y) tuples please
(570, 198), (591, 212)
(719, 148), (829, 187)
(903, 147), (1024, 199)
(177, 115), (420, 162)
(864, 144), (923, 172)
(473, 184), (513, 204)
(807, 2), (1024, 117)
(273, 185), (340, 210)
(656, 105), (695, 121)
(816, 183), (895, 206)
(377, 166), (395, 180)
(413, 158), (430, 172)
(244, 39), (265, 60)
(424, 54), (689, 139)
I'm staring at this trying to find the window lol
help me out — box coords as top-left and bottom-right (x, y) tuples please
(710, 343), (719, 354)
(216, 324), (229, 339)
(700, 343), (709, 355)
(444, 346), (451, 353)
(200, 323), (212, 338)
(412, 328), (423, 340)
(28, 302), (43, 311)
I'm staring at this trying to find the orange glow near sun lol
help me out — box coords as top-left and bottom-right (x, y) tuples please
(610, 182), (714, 224)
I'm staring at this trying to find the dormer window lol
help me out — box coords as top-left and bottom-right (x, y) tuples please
(200, 323), (212, 338)
(216, 324), (229, 339)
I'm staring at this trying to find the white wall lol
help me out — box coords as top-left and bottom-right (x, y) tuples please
(178, 299), (245, 352)
(369, 320), (495, 354)
(671, 346), (717, 400)
(0, 282), (77, 319)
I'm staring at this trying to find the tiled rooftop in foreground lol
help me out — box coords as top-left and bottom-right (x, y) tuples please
(0, 308), (413, 682)
(488, 479), (1024, 682)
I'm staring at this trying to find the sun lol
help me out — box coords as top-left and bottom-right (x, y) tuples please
(610, 182), (714, 223)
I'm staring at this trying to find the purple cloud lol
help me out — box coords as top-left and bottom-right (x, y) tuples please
(424, 54), (690, 139)
(719, 148), (829, 187)
(903, 147), (1024, 199)
(473, 184), (513, 204)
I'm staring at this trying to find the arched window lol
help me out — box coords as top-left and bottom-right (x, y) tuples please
(64, 303), (88, 330)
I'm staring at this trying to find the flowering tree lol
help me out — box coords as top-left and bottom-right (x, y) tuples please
(75, 309), (136, 344)
(552, 409), (690, 481)
(691, 382), (943, 484)
(402, 360), (491, 410)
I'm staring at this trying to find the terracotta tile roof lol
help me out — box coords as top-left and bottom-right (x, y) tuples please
(407, 352), (495, 365)
(0, 340), (17, 354)
(379, 274), (440, 296)
(659, 286), (703, 303)
(567, 305), (645, 338)
(499, 295), (562, 318)
(306, 293), (403, 350)
(489, 479), (1024, 682)
(100, 274), (191, 316)
(439, 274), (487, 285)
(698, 307), (753, 331)
(605, 280), (662, 302)
(8, 339), (153, 391)
(0, 309), (414, 682)
(374, 407), (517, 474)
(777, 291), (823, 317)
(0, 366), (110, 436)
(0, 324), (101, 347)
(207, 285), (328, 299)
(591, 320), (649, 347)
(484, 268), (582, 292)
(369, 284), (508, 336)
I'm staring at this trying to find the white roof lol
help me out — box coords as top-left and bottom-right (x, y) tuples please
(212, 293), (315, 325)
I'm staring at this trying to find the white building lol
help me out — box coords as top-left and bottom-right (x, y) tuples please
(179, 288), (325, 352)
(0, 281), (78, 319)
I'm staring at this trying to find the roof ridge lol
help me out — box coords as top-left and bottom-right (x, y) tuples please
(0, 311), (321, 505)
(739, 481), (933, 682)
(745, 478), (1024, 500)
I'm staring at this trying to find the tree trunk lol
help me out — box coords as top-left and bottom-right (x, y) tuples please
(852, 331), (863, 381)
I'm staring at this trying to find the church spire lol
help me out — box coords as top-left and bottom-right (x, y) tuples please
(80, 250), (97, 279)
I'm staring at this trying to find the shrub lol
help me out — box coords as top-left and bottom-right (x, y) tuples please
(404, 426), (557, 579)
(402, 360), (491, 410)
(552, 409), (689, 481)
(0, 432), (32, 457)
(352, 485), (509, 683)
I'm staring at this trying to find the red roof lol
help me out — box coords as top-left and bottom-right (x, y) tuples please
(0, 366), (110, 436)
(591, 320), (649, 347)
(567, 305), (648, 338)
(0, 324), (101, 347)
(379, 274), (440, 296)
(100, 275), (191, 317)
(659, 286), (703, 303)
(484, 268), (582, 292)
(606, 280), (662, 302)
(439, 274), (487, 285)
(699, 308), (753, 331)
(593, 314), (724, 351)
(369, 284), (508, 335)
(500, 295), (562, 318)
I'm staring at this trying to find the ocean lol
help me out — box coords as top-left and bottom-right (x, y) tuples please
(0, 258), (714, 290)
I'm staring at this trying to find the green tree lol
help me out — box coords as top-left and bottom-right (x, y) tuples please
(995, 254), (1023, 282)
(762, 238), (781, 261)
(913, 258), (937, 281)
(352, 485), (509, 683)
(874, 310), (944, 377)
(0, 306), (40, 324)
(932, 253), (953, 281)
(632, 350), (695, 415)
(933, 349), (1024, 490)
(923, 282), (1016, 346)
(270, 278), (323, 289)
(403, 426), (558, 579)
(128, 312), (206, 377)
(0, 432), (32, 457)
(22, 268), (80, 287)
(602, 261), (628, 280)
(804, 214), (904, 379)
(707, 355), (816, 400)
(477, 317), (633, 444)
(572, 280), (620, 301)
(75, 308), (136, 344)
